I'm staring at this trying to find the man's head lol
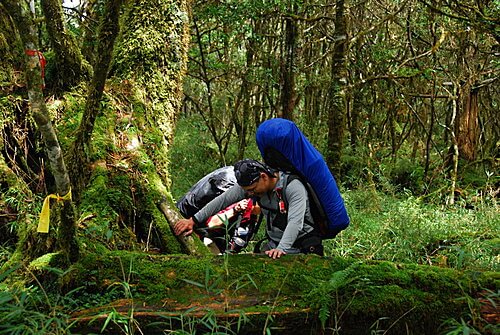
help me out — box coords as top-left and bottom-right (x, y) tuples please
(234, 159), (276, 196)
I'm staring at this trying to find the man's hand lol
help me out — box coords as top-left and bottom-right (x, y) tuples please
(265, 248), (286, 259)
(234, 198), (250, 212)
(174, 218), (195, 236)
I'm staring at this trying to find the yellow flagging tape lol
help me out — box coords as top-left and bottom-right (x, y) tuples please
(37, 188), (72, 233)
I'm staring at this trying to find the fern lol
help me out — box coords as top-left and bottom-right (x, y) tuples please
(306, 262), (360, 329)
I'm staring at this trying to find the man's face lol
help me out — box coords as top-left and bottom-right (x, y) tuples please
(242, 172), (268, 197)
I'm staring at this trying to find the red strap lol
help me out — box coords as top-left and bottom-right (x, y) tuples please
(25, 49), (47, 88)
(275, 188), (287, 214)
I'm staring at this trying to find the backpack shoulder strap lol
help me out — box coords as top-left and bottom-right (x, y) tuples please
(277, 173), (299, 212)
(282, 174), (328, 236)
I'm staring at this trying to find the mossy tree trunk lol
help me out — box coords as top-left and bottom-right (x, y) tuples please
(0, 3), (23, 88)
(113, 0), (191, 185)
(40, 0), (92, 91)
(0, 0), (78, 264)
(68, 0), (123, 202)
(110, 0), (205, 255)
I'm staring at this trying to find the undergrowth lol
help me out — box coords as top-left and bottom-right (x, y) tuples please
(329, 190), (499, 272)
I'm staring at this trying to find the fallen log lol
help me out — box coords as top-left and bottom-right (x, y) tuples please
(66, 251), (498, 334)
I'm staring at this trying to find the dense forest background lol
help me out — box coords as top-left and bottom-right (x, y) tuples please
(173, 0), (499, 198)
(0, 0), (498, 334)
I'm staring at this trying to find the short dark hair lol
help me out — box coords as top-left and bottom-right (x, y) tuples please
(234, 159), (274, 186)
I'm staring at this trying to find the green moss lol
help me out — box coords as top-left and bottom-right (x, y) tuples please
(150, 205), (182, 254)
(78, 168), (134, 250)
(55, 89), (86, 151)
(29, 252), (63, 270)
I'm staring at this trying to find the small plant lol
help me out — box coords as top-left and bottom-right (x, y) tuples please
(92, 257), (143, 335)
(178, 253), (256, 334)
(148, 306), (244, 334)
(441, 318), (482, 335)
(181, 264), (224, 295)
(0, 264), (75, 335)
(98, 307), (142, 335)
(306, 262), (360, 331)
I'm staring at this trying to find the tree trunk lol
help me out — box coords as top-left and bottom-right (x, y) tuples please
(41, 0), (91, 90)
(68, 0), (123, 202)
(456, 86), (479, 161)
(1, 0), (78, 264)
(80, 0), (99, 66)
(326, 0), (348, 177)
(235, 37), (256, 160)
(279, 9), (298, 121)
(110, 0), (199, 254)
(350, 89), (362, 151)
(0, 3), (23, 88)
(446, 84), (459, 205)
(424, 80), (436, 184)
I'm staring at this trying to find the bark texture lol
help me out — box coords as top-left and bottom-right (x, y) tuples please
(279, 10), (298, 121)
(456, 86), (479, 161)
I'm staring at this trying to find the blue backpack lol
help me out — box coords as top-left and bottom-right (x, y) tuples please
(256, 118), (350, 238)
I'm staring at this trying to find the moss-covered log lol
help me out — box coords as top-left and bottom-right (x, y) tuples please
(65, 251), (498, 334)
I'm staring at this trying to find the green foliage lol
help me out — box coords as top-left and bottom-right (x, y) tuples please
(461, 162), (499, 190)
(385, 158), (425, 194)
(54, 90), (85, 152)
(169, 115), (260, 201)
(439, 289), (498, 335)
(328, 190), (499, 272)
(0, 287), (70, 335)
(168, 116), (220, 200)
(441, 318), (482, 335)
(148, 308), (248, 335)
